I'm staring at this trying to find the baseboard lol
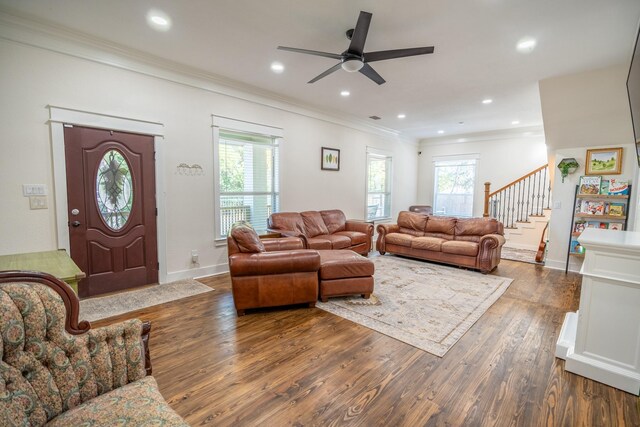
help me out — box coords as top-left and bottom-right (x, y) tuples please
(165, 263), (229, 283)
(544, 258), (581, 273)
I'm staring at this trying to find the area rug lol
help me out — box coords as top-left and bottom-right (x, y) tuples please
(79, 279), (213, 322)
(317, 256), (513, 357)
(501, 246), (542, 264)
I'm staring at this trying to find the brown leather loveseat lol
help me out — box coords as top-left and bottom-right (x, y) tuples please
(228, 222), (321, 316)
(377, 211), (506, 273)
(268, 210), (373, 255)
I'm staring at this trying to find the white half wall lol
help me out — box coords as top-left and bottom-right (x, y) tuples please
(0, 39), (418, 280)
(417, 128), (548, 217)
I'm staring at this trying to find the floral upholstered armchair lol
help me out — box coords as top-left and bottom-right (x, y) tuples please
(0, 271), (188, 426)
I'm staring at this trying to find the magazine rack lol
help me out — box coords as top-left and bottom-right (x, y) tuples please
(565, 179), (631, 273)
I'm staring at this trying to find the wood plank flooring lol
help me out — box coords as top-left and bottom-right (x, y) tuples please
(93, 260), (640, 426)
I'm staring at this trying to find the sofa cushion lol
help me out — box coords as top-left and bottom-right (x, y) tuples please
(385, 233), (414, 247)
(397, 211), (427, 236)
(47, 376), (188, 427)
(230, 223), (266, 253)
(320, 209), (347, 234)
(455, 218), (503, 243)
(306, 237), (333, 250)
(268, 212), (306, 235)
(317, 234), (352, 249)
(441, 240), (479, 257)
(317, 250), (375, 280)
(411, 236), (446, 251)
(334, 230), (367, 246)
(301, 211), (330, 237)
(424, 216), (456, 240)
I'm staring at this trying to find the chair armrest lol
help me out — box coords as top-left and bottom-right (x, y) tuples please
(345, 220), (374, 236)
(229, 250), (320, 276)
(267, 229), (309, 248)
(262, 237), (305, 251)
(141, 321), (152, 376)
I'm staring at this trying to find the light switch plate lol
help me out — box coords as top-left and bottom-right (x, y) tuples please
(29, 196), (48, 209)
(23, 184), (47, 196)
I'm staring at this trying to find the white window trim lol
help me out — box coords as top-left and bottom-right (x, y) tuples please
(212, 116), (283, 245)
(47, 106), (168, 283)
(432, 154), (479, 217)
(365, 147), (393, 221)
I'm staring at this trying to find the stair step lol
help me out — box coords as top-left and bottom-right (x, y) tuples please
(515, 221), (531, 223)
(528, 214), (547, 217)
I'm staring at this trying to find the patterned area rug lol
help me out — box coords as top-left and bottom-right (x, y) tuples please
(79, 279), (212, 322)
(501, 246), (542, 264)
(317, 256), (513, 357)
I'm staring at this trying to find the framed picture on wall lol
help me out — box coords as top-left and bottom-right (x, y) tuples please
(321, 147), (340, 171)
(585, 147), (623, 175)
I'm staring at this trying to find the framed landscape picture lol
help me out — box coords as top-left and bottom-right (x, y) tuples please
(585, 147), (623, 175)
(321, 147), (340, 171)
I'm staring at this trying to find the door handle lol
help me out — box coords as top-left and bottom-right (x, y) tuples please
(71, 221), (81, 227)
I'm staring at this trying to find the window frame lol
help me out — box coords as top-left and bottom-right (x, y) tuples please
(432, 154), (479, 218)
(212, 116), (283, 244)
(365, 147), (393, 221)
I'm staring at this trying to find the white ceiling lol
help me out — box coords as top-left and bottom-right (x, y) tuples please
(1, 0), (640, 140)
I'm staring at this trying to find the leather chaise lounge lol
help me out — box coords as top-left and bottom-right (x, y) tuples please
(377, 211), (506, 273)
(267, 210), (373, 255)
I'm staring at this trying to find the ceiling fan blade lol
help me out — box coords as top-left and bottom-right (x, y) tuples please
(308, 62), (343, 83)
(278, 46), (342, 60)
(365, 46), (435, 62)
(348, 11), (372, 55)
(359, 63), (385, 85)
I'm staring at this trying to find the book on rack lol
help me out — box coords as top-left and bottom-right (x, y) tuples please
(573, 221), (586, 233)
(586, 221), (608, 229)
(607, 203), (625, 216)
(608, 179), (629, 195)
(608, 222), (624, 231)
(579, 176), (601, 195)
(570, 239), (585, 254)
(599, 179), (610, 195)
(578, 200), (605, 215)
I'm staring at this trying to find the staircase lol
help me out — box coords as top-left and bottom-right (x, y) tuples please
(483, 165), (552, 250)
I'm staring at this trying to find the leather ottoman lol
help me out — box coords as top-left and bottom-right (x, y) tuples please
(317, 250), (375, 302)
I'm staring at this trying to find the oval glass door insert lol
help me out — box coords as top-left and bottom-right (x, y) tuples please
(96, 149), (133, 230)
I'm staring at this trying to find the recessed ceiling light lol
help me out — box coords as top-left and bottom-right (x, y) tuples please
(437, 130), (445, 134)
(511, 120), (520, 125)
(517, 37), (537, 52)
(458, 121), (464, 125)
(397, 114), (406, 119)
(146, 10), (171, 31)
(270, 62), (284, 73)
(340, 90), (350, 97)
(482, 99), (493, 104)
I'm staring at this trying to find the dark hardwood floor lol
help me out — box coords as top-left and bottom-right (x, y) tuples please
(93, 260), (640, 426)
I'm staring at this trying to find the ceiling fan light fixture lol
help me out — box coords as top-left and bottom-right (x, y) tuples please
(341, 59), (364, 72)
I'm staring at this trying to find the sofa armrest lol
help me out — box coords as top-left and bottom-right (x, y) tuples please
(262, 237), (305, 251)
(376, 223), (400, 254)
(229, 250), (321, 276)
(479, 233), (506, 249)
(267, 228), (309, 248)
(345, 220), (374, 236)
(477, 234), (506, 273)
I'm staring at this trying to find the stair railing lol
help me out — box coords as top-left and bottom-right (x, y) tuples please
(483, 165), (551, 228)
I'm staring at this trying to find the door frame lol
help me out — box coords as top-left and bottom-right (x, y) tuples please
(48, 105), (168, 284)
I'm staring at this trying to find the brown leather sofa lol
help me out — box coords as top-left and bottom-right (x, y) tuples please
(228, 222), (321, 315)
(268, 210), (373, 255)
(377, 211), (506, 273)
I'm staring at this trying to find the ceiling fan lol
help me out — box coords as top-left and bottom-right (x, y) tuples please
(277, 11), (434, 85)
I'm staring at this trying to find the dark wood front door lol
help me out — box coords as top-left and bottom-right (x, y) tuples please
(64, 126), (158, 297)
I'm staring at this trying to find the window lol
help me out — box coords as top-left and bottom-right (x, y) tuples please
(213, 118), (281, 240)
(366, 149), (392, 220)
(433, 157), (477, 217)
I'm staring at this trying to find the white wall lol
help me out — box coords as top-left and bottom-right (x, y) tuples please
(0, 39), (418, 280)
(539, 65), (638, 271)
(417, 128), (548, 217)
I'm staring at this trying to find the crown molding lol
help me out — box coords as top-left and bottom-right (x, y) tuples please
(0, 8), (414, 144)
(419, 125), (545, 147)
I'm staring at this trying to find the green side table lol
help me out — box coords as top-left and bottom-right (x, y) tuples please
(0, 249), (85, 294)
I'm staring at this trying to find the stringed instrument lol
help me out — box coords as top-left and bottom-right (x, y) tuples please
(535, 222), (549, 263)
